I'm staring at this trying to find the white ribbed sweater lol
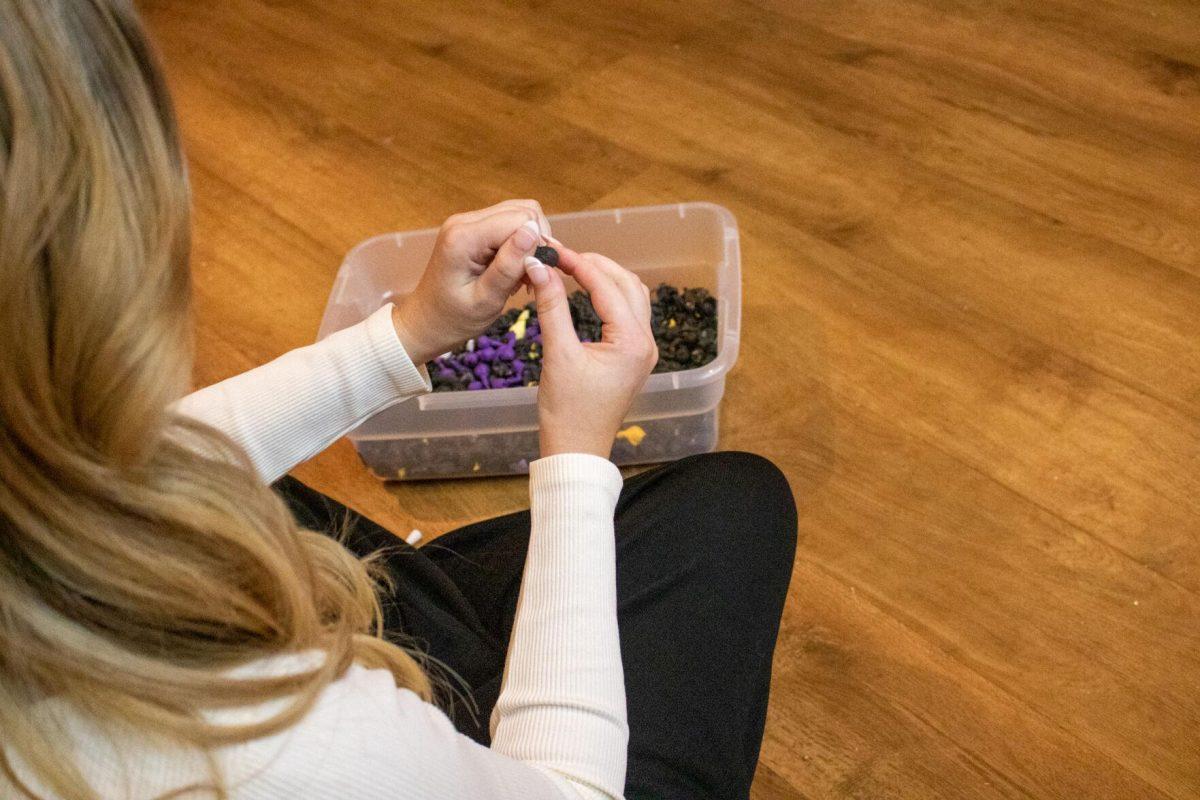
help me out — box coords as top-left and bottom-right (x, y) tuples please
(11, 305), (628, 800)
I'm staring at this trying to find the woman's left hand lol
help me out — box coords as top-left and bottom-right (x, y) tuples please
(390, 200), (551, 365)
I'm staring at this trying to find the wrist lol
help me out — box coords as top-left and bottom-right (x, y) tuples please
(539, 418), (616, 460)
(391, 302), (444, 365)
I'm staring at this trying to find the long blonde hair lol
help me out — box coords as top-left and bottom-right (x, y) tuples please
(0, 1), (430, 797)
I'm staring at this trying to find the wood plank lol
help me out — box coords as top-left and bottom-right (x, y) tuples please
(754, 0), (1200, 271)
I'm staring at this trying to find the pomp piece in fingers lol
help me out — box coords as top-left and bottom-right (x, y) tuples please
(533, 245), (559, 267)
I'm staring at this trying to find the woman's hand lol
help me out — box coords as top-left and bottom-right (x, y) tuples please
(533, 249), (659, 459)
(392, 200), (552, 364)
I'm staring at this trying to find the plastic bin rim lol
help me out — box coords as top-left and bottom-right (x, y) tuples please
(338, 201), (739, 275)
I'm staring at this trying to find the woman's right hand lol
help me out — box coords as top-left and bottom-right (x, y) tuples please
(532, 249), (658, 459)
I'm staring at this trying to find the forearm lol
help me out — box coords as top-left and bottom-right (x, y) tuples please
(490, 454), (628, 799)
(174, 304), (430, 483)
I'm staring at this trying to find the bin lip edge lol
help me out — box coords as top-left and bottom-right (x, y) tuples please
(335, 201), (741, 283)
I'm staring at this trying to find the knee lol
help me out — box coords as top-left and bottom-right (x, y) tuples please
(673, 451), (798, 584)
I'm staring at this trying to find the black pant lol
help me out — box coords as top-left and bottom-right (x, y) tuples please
(275, 452), (797, 800)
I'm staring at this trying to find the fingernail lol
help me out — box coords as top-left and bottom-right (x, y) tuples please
(524, 255), (549, 286)
(514, 220), (539, 252)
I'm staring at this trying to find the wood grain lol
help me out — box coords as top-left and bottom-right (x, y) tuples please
(140, 1), (1200, 797)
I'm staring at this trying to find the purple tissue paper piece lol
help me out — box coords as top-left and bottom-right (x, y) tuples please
(467, 380), (483, 390)
(472, 363), (490, 380)
(503, 331), (517, 345)
(497, 344), (515, 360)
(477, 335), (494, 348)
(479, 347), (497, 362)
(462, 352), (479, 366)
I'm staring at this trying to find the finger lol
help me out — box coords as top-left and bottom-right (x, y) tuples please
(447, 199), (551, 238)
(594, 254), (647, 311)
(514, 198), (551, 238)
(476, 218), (542, 301)
(532, 266), (580, 353)
(509, 272), (533, 294)
(580, 253), (650, 331)
(558, 250), (650, 335)
(570, 256), (641, 337)
(448, 208), (540, 266)
(553, 245), (586, 277)
(445, 200), (530, 225)
(508, 273), (531, 297)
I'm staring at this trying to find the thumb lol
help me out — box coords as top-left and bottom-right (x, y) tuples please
(533, 267), (579, 351)
(477, 219), (539, 302)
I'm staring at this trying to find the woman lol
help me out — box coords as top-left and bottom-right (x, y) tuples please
(0, 1), (796, 799)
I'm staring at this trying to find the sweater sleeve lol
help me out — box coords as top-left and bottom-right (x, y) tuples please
(489, 453), (629, 799)
(173, 303), (430, 483)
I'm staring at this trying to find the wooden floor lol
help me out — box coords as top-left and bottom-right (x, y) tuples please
(142, 1), (1200, 797)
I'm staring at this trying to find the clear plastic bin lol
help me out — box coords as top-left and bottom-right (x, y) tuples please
(317, 202), (741, 480)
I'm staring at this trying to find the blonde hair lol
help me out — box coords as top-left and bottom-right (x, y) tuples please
(0, 1), (430, 797)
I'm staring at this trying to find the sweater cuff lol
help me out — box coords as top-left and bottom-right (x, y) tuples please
(529, 453), (623, 506)
(364, 303), (432, 397)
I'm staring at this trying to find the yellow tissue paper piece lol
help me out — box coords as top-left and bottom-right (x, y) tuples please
(615, 425), (647, 447)
(472, 462), (481, 472)
(667, 318), (677, 328)
(509, 309), (531, 339)
(396, 467), (407, 479)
